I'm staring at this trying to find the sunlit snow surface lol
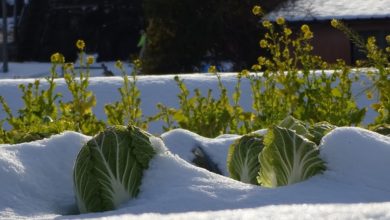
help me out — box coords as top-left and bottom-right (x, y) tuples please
(0, 127), (389, 219)
(0, 65), (388, 219)
(267, 0), (390, 21)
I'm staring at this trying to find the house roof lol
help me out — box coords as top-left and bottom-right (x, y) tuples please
(267, 0), (390, 21)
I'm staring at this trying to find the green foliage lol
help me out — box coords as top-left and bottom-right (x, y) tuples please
(331, 19), (390, 125)
(248, 19), (365, 129)
(309, 122), (337, 145)
(224, 116), (335, 186)
(152, 19), (366, 138)
(104, 60), (148, 129)
(277, 115), (313, 140)
(73, 125), (156, 213)
(154, 69), (250, 137)
(59, 52), (105, 135)
(258, 125), (326, 187)
(0, 71), (69, 144)
(227, 134), (264, 185)
(296, 64), (366, 126)
(0, 14), (389, 144)
(0, 41), (106, 144)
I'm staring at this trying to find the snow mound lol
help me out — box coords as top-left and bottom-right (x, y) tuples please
(161, 129), (240, 175)
(0, 127), (390, 219)
(0, 132), (91, 219)
(320, 127), (390, 192)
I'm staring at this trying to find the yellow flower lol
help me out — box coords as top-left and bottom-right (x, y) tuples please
(304, 31), (313, 39)
(386, 35), (390, 43)
(251, 65), (261, 71)
(76, 39), (85, 50)
(262, 20), (272, 29)
(64, 62), (74, 70)
(50, 53), (59, 63)
(59, 55), (65, 63)
(50, 52), (64, 63)
(86, 56), (94, 65)
(252, 5), (262, 16)
(276, 17), (285, 25)
(208, 65), (217, 74)
(366, 91), (373, 100)
(330, 19), (339, 28)
(133, 59), (142, 69)
(301, 24), (310, 33)
(259, 39), (268, 48)
(257, 56), (266, 65)
(240, 69), (250, 77)
(115, 60), (123, 69)
(284, 28), (292, 36)
(386, 47), (390, 53)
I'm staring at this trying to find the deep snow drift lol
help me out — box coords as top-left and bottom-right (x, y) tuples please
(0, 127), (390, 219)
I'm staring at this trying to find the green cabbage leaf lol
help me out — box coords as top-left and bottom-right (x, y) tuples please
(227, 134), (264, 185)
(73, 125), (155, 213)
(258, 126), (325, 187)
(309, 122), (337, 145)
(278, 116), (313, 140)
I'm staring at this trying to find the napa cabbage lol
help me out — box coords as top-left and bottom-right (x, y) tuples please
(73, 125), (156, 213)
(227, 134), (264, 185)
(278, 115), (313, 140)
(309, 122), (337, 144)
(258, 126), (325, 187)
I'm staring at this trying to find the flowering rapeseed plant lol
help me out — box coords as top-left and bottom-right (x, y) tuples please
(262, 20), (272, 29)
(50, 52), (65, 64)
(86, 56), (94, 65)
(76, 40), (86, 50)
(276, 17), (285, 25)
(252, 6), (262, 16)
(115, 60), (123, 69)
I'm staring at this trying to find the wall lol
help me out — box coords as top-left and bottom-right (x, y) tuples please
(290, 18), (390, 65)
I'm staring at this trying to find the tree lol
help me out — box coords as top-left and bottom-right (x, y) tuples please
(16, 0), (144, 61)
(142, 0), (287, 74)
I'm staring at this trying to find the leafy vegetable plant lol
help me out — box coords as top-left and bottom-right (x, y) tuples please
(258, 125), (326, 187)
(225, 116), (334, 187)
(249, 11), (365, 128)
(73, 125), (156, 213)
(331, 19), (390, 125)
(227, 134), (264, 185)
(0, 70), (67, 143)
(104, 60), (148, 129)
(154, 70), (232, 137)
(59, 48), (105, 135)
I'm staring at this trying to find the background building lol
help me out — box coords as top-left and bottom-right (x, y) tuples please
(267, 0), (390, 65)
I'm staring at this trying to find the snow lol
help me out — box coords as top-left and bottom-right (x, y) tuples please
(320, 127), (390, 192)
(161, 129), (240, 175)
(0, 132), (90, 218)
(0, 127), (389, 219)
(0, 64), (389, 219)
(0, 69), (377, 134)
(0, 62), (130, 78)
(267, 0), (390, 21)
